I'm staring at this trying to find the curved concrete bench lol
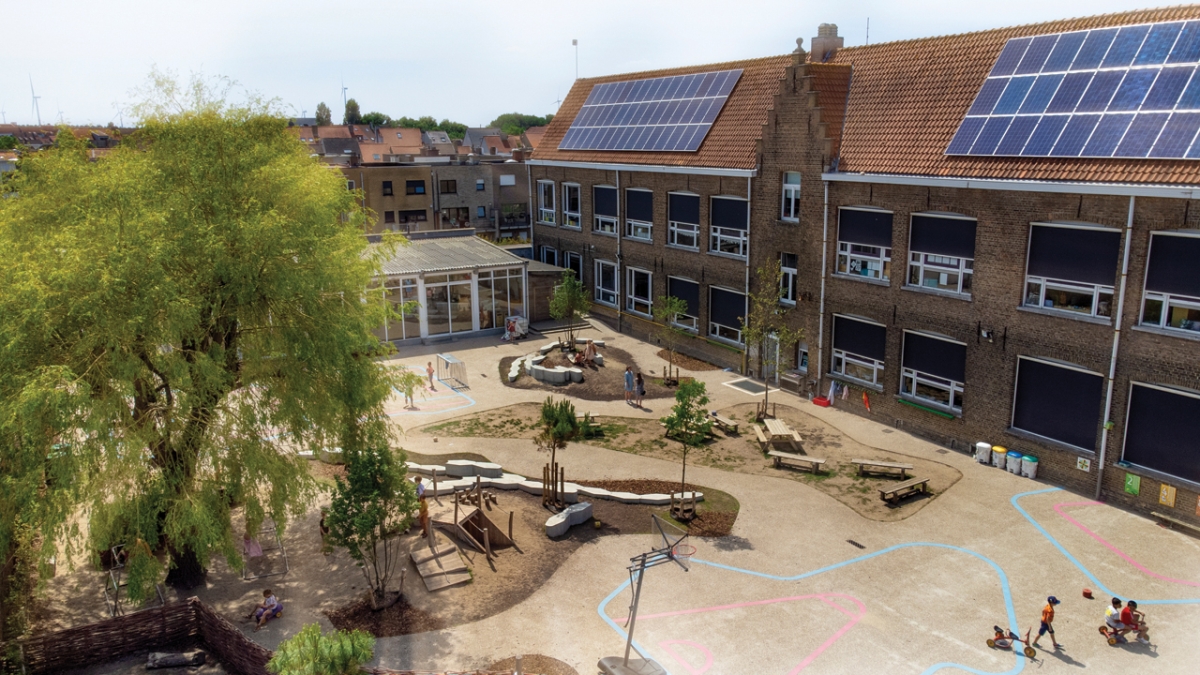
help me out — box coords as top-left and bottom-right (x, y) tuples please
(444, 459), (504, 478)
(319, 448), (344, 464)
(574, 338), (606, 347)
(545, 501), (593, 537)
(569, 367), (583, 383)
(638, 493), (672, 506)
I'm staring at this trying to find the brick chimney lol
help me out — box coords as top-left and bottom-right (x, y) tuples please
(811, 23), (844, 62)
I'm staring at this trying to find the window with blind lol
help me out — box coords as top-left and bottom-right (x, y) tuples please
(837, 207), (893, 281)
(901, 331), (967, 411)
(709, 287), (746, 343)
(1012, 356), (1103, 451)
(594, 186), (617, 235)
(667, 276), (700, 330)
(625, 189), (653, 241)
(1122, 383), (1200, 484)
(1024, 223), (1120, 319)
(668, 192), (700, 249)
(710, 197), (748, 258)
(907, 213), (976, 295)
(1140, 232), (1200, 335)
(832, 314), (887, 386)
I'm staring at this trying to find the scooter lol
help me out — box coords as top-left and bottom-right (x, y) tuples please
(987, 626), (1037, 658)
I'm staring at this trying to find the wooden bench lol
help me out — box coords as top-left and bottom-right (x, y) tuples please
(712, 414), (739, 434)
(753, 425), (770, 450)
(768, 450), (826, 474)
(1152, 511), (1200, 536)
(851, 458), (914, 479)
(879, 477), (929, 504)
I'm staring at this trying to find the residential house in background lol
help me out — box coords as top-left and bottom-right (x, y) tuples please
(461, 127), (502, 153)
(521, 126), (547, 150)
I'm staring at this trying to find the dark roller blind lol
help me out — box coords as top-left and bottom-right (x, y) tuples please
(710, 287), (745, 327)
(833, 315), (887, 362)
(839, 208), (894, 248)
(1012, 358), (1103, 451)
(594, 186), (617, 217)
(910, 215), (978, 259)
(1027, 225), (1121, 286)
(626, 190), (653, 222)
(1145, 233), (1200, 297)
(902, 332), (967, 383)
(669, 193), (700, 224)
(711, 197), (748, 230)
(668, 277), (700, 317)
(1124, 384), (1200, 484)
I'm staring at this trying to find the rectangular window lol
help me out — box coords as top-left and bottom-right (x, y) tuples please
(594, 185), (618, 235)
(439, 179), (457, 194)
(710, 197), (748, 258)
(668, 192), (701, 249)
(477, 206), (487, 218)
(595, 260), (617, 306)
(565, 251), (583, 280)
(397, 209), (427, 223)
(382, 180), (394, 196)
(384, 210), (395, 224)
(441, 207), (470, 226)
(907, 214), (976, 295)
(780, 252), (798, 304)
(667, 276), (700, 331)
(1012, 356), (1103, 451)
(405, 180), (425, 195)
(537, 180), (555, 224)
(625, 189), (653, 242)
(562, 184), (581, 229)
(781, 171), (801, 221)
(499, 174), (516, 187)
(1024, 223), (1120, 319)
(540, 246), (558, 266)
(627, 268), (653, 316)
(1140, 231), (1200, 335)
(709, 287), (746, 344)
(901, 331), (967, 412)
(837, 207), (893, 280)
(476, 178), (486, 191)
(797, 343), (809, 373)
(347, 180), (356, 190)
(1122, 382), (1200, 484)
(832, 314), (886, 386)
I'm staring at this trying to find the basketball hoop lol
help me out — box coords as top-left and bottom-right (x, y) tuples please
(671, 543), (696, 568)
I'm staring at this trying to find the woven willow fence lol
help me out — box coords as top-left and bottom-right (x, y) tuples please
(4, 597), (543, 675)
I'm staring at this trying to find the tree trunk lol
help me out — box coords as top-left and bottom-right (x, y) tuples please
(164, 545), (206, 589)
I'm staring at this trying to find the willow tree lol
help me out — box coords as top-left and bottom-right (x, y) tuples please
(0, 74), (401, 606)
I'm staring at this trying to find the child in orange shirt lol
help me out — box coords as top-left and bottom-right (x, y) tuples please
(1032, 596), (1060, 649)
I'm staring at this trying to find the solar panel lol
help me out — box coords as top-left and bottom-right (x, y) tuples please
(947, 20), (1200, 159)
(557, 69), (743, 152)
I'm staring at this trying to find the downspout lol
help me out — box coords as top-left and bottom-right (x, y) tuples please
(431, 169), (439, 228)
(616, 169), (623, 332)
(1094, 195), (1135, 500)
(744, 175), (752, 376)
(526, 162), (534, 254)
(817, 180), (830, 399)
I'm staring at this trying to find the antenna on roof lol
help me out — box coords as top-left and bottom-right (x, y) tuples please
(572, 39), (579, 80)
(1, 104), (6, 124)
(29, 77), (42, 126)
(866, 17), (870, 45)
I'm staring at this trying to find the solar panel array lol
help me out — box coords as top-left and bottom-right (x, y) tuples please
(947, 21), (1200, 159)
(557, 69), (743, 152)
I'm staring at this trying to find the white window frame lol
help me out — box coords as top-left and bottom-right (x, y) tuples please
(710, 227), (748, 258)
(476, 178), (486, 191)
(595, 259), (618, 306)
(564, 251), (583, 280)
(837, 242), (891, 281)
(626, 267), (653, 316)
(562, 183), (581, 229)
(626, 218), (653, 241)
(708, 287), (745, 345)
(797, 344), (809, 373)
(781, 171), (801, 221)
(1141, 290), (1200, 333)
(832, 349), (884, 386)
(781, 253), (798, 305)
(594, 215), (618, 235)
(540, 246), (557, 267)
(668, 221), (699, 249)
(899, 331), (966, 412)
(537, 180), (555, 225)
(908, 252), (973, 295)
(1010, 355), (1104, 451)
(666, 276), (699, 331)
(1024, 276), (1114, 318)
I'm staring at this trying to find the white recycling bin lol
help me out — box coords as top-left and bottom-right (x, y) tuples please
(1006, 451), (1023, 474)
(991, 445), (1007, 468)
(975, 442), (992, 464)
(1021, 455), (1038, 479)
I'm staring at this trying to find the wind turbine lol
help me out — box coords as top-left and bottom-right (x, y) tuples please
(1, 103), (6, 124)
(29, 77), (42, 126)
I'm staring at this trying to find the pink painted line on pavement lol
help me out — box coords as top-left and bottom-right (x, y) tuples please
(657, 640), (713, 675)
(615, 593), (866, 674)
(1054, 501), (1200, 588)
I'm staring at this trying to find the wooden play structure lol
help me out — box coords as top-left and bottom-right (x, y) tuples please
(542, 462), (567, 507)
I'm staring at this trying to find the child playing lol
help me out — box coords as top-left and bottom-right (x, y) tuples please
(248, 589), (280, 632)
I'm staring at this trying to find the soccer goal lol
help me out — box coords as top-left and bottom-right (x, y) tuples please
(437, 353), (468, 390)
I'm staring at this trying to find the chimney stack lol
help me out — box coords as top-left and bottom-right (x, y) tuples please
(811, 23), (844, 62)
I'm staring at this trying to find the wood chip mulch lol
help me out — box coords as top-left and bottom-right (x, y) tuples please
(655, 348), (722, 372)
(486, 654), (579, 675)
(325, 594), (446, 637)
(573, 479), (736, 537)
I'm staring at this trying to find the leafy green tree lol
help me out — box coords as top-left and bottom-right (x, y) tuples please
(661, 381), (712, 500)
(0, 73), (401, 604)
(535, 397), (579, 505)
(488, 112), (554, 136)
(548, 270), (590, 345)
(741, 259), (804, 416)
(0, 135), (17, 150)
(315, 102), (332, 126)
(438, 119), (467, 139)
(360, 111), (390, 127)
(325, 442), (417, 608)
(268, 623), (375, 675)
(343, 98), (362, 125)
(652, 295), (691, 384)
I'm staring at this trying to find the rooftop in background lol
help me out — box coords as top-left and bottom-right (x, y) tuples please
(522, 126), (547, 149)
(533, 55), (792, 170)
(316, 125), (352, 139)
(423, 130), (452, 145)
(386, 128), (424, 150)
(371, 230), (528, 277)
(291, 117), (317, 127)
(825, 5), (1200, 185)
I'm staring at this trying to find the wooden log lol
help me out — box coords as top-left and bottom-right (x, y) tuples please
(454, 492), (459, 524)
(484, 527), (492, 561)
(508, 511), (514, 541)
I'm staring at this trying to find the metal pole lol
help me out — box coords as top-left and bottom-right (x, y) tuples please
(622, 559), (648, 666)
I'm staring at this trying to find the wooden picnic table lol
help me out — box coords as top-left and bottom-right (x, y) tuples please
(763, 418), (801, 451)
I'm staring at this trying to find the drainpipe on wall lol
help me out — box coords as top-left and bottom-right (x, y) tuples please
(1094, 195), (1135, 500)
(615, 170), (623, 333)
(743, 175), (752, 376)
(816, 180), (830, 400)
(526, 162), (534, 254)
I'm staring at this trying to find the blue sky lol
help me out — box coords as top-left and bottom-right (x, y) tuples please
(1, 0), (1167, 127)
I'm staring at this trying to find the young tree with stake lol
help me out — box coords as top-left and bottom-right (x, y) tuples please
(741, 259), (804, 417)
(548, 270), (590, 346)
(652, 295), (690, 385)
(534, 397), (580, 506)
(660, 380), (712, 519)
